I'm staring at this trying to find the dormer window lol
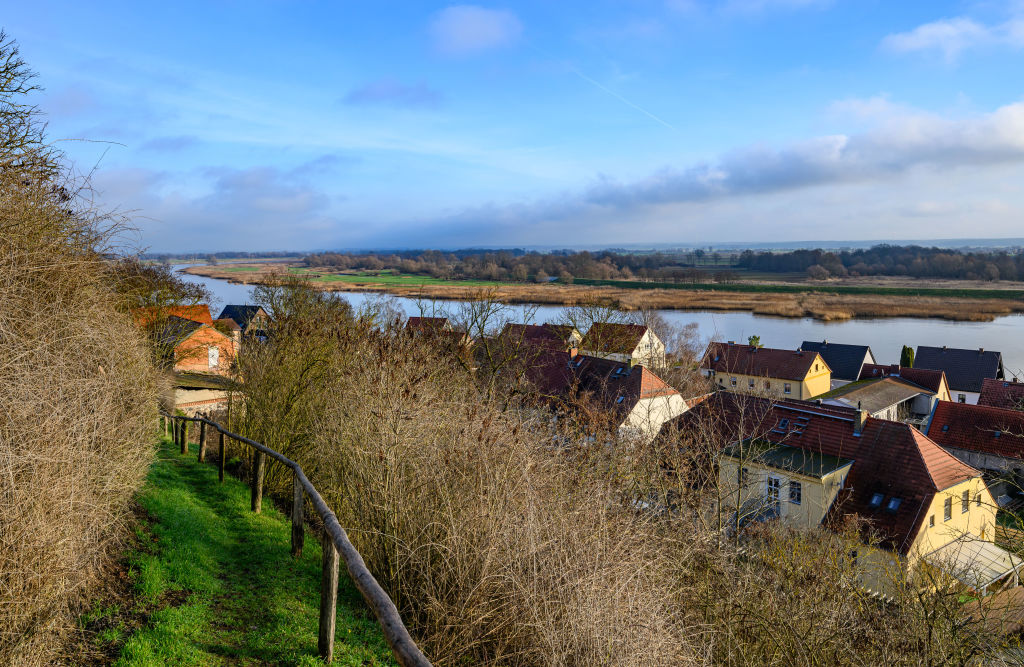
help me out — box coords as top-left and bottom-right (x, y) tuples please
(779, 419), (790, 429)
(869, 493), (884, 508)
(886, 497), (901, 512)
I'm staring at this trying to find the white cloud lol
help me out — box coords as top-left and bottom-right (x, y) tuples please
(882, 15), (1024, 61)
(429, 5), (523, 56)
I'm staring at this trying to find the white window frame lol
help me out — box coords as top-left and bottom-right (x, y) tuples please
(208, 345), (220, 369)
(789, 480), (801, 505)
(783, 382), (792, 395)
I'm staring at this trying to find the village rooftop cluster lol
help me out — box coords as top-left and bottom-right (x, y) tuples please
(150, 302), (1024, 607)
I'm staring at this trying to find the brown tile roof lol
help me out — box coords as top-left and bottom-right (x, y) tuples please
(133, 304), (214, 328)
(669, 393), (979, 554)
(926, 401), (1024, 460)
(701, 342), (828, 382)
(580, 322), (650, 355)
(978, 378), (1024, 411)
(859, 364), (947, 395)
(406, 316), (451, 333)
(524, 353), (678, 417)
(500, 323), (577, 352)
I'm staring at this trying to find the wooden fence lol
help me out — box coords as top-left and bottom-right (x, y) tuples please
(160, 413), (430, 666)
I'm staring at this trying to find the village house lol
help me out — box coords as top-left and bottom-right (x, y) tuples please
(158, 316), (237, 375)
(858, 364), (952, 402)
(700, 341), (831, 400)
(924, 401), (1024, 482)
(216, 304), (270, 339)
(978, 378), (1024, 411)
(819, 375), (941, 427)
(524, 351), (688, 442)
(579, 322), (665, 368)
(800, 340), (876, 389)
(671, 394), (1019, 595)
(914, 345), (1004, 405)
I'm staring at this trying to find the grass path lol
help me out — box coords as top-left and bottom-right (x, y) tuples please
(111, 436), (396, 666)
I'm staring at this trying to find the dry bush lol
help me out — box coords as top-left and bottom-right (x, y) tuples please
(236, 283), (691, 665)
(0, 32), (159, 664)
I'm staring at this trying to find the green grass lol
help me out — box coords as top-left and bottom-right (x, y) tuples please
(572, 277), (1024, 300)
(112, 436), (396, 666)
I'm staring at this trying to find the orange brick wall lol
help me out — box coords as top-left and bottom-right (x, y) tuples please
(174, 327), (236, 374)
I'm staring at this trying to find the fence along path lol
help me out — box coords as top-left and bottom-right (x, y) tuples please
(161, 413), (431, 666)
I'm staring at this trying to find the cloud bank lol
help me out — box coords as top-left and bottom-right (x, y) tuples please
(882, 15), (1024, 60)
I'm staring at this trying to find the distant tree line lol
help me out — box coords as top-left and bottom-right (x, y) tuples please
(304, 249), (741, 284)
(737, 245), (1024, 281)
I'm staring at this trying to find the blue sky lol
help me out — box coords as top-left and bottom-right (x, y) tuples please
(7, 1), (1024, 251)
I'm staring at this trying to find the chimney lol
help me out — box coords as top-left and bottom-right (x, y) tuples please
(942, 345), (947, 351)
(727, 340), (735, 345)
(979, 347), (985, 354)
(854, 404), (867, 436)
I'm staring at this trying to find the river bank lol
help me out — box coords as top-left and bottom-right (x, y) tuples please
(184, 263), (1024, 323)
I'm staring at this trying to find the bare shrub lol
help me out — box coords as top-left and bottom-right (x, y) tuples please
(0, 31), (159, 664)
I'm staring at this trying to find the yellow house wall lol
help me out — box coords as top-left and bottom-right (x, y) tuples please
(706, 353), (831, 400)
(801, 357), (832, 399)
(718, 456), (851, 529)
(906, 477), (997, 564)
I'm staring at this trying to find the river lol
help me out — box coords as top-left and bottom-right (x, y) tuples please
(175, 264), (1024, 375)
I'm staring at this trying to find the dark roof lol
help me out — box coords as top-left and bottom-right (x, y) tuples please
(701, 342), (828, 382)
(216, 305), (266, 331)
(800, 341), (873, 382)
(668, 393), (979, 554)
(580, 322), (651, 355)
(822, 376), (935, 414)
(926, 401), (1024, 460)
(723, 440), (853, 479)
(914, 346), (1004, 393)
(978, 378), (1024, 411)
(157, 315), (205, 346)
(859, 364), (948, 395)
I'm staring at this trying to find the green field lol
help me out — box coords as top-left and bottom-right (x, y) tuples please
(89, 436), (396, 666)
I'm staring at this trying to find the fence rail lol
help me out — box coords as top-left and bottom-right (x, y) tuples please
(161, 413), (430, 666)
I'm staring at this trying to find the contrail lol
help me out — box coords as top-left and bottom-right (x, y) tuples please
(527, 43), (679, 132)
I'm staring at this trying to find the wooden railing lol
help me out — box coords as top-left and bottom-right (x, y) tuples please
(160, 413), (430, 666)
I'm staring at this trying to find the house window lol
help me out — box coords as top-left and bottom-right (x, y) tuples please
(749, 379), (755, 389)
(789, 481), (802, 505)
(731, 377), (737, 387)
(942, 424), (949, 432)
(783, 383), (792, 395)
(615, 396), (625, 404)
(929, 515), (935, 528)
(962, 490), (969, 513)
(886, 497), (902, 512)
(958, 394), (967, 403)
(976, 493), (982, 507)
(815, 363), (819, 372)
(869, 493), (884, 508)
(944, 497), (952, 521)
(765, 381), (771, 389)
(767, 477), (781, 509)
(779, 419), (790, 430)
(739, 467), (749, 487)
(208, 346), (220, 368)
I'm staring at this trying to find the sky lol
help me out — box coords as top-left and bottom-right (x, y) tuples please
(7, 1), (1024, 252)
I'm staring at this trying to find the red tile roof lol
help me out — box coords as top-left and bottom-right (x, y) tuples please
(580, 322), (650, 355)
(859, 364), (947, 395)
(133, 304), (214, 327)
(701, 342), (828, 382)
(978, 378), (1024, 411)
(926, 401), (1024, 460)
(669, 393), (979, 554)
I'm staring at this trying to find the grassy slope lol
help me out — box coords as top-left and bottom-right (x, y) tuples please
(113, 436), (396, 666)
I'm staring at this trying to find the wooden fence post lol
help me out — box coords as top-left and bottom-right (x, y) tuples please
(174, 420), (182, 450)
(291, 472), (304, 558)
(181, 420), (189, 455)
(198, 420), (208, 463)
(163, 416), (168, 438)
(218, 431), (226, 483)
(318, 531), (339, 663)
(251, 450), (266, 513)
